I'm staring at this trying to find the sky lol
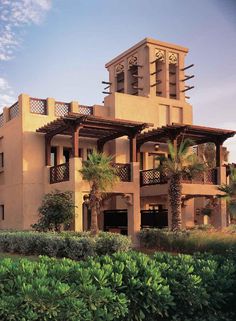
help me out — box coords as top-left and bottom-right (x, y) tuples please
(0, 0), (236, 160)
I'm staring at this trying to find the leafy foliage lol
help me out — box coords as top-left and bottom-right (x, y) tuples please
(32, 190), (75, 232)
(0, 251), (235, 321)
(80, 151), (119, 234)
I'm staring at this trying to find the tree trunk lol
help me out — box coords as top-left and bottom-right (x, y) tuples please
(169, 173), (182, 231)
(90, 184), (99, 235)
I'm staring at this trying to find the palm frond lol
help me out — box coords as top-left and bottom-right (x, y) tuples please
(167, 141), (176, 160)
(178, 138), (194, 157)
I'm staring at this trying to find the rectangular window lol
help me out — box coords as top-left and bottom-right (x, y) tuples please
(0, 153), (3, 168)
(0, 205), (4, 220)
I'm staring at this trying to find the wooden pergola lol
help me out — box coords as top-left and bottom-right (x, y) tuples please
(137, 124), (236, 167)
(36, 113), (150, 165)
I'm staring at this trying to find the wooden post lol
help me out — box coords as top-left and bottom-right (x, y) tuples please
(216, 141), (223, 167)
(97, 141), (104, 153)
(72, 124), (80, 157)
(45, 136), (52, 166)
(129, 134), (137, 162)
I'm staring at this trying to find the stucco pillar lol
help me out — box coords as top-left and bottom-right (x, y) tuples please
(127, 162), (141, 245)
(47, 98), (55, 118)
(70, 101), (78, 113)
(214, 198), (227, 229)
(182, 198), (195, 228)
(57, 145), (64, 164)
(70, 157), (84, 231)
(217, 166), (227, 185)
(18, 93), (30, 119)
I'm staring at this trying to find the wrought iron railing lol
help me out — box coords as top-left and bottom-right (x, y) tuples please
(55, 101), (70, 116)
(140, 168), (167, 186)
(50, 163), (70, 184)
(9, 102), (19, 120)
(113, 163), (131, 182)
(30, 98), (47, 115)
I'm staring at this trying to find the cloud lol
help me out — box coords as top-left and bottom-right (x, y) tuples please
(0, 1), (52, 108)
(0, 77), (15, 109)
(0, 0), (52, 61)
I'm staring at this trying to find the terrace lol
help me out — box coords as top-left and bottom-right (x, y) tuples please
(37, 113), (149, 185)
(138, 124), (236, 187)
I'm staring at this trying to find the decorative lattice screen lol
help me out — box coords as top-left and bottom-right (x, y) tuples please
(30, 98), (47, 115)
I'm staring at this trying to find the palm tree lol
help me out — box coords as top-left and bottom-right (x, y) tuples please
(157, 139), (205, 231)
(79, 151), (119, 235)
(217, 166), (236, 222)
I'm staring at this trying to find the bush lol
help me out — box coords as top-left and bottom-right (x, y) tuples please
(138, 228), (236, 255)
(32, 190), (75, 232)
(0, 252), (235, 321)
(0, 231), (131, 259)
(95, 232), (131, 256)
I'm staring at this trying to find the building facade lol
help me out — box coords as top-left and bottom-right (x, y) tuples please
(0, 38), (235, 238)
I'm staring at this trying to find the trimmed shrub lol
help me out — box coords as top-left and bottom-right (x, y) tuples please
(138, 228), (236, 255)
(95, 232), (131, 256)
(0, 231), (131, 259)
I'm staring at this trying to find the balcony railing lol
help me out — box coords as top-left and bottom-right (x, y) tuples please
(9, 102), (19, 120)
(140, 168), (218, 186)
(182, 168), (218, 185)
(112, 163), (131, 182)
(30, 98), (47, 115)
(140, 168), (167, 186)
(50, 163), (70, 184)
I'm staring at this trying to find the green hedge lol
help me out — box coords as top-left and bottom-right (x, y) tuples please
(138, 228), (236, 255)
(0, 251), (235, 320)
(0, 231), (131, 259)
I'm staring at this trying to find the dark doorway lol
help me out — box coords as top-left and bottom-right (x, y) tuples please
(103, 209), (128, 235)
(141, 209), (168, 229)
(63, 148), (71, 163)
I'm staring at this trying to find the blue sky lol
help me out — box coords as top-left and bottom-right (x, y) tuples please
(0, 0), (236, 160)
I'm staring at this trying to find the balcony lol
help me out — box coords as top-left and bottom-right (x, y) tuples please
(50, 163), (70, 184)
(112, 163), (131, 182)
(140, 168), (167, 186)
(49, 162), (131, 184)
(140, 168), (218, 186)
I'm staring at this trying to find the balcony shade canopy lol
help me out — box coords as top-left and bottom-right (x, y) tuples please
(137, 123), (236, 148)
(37, 113), (150, 142)
(36, 113), (151, 165)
